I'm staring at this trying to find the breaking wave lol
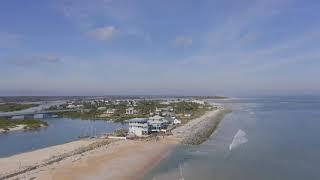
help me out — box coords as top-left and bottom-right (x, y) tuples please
(229, 129), (248, 151)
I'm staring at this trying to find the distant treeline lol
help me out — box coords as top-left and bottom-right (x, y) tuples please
(0, 103), (38, 112)
(193, 96), (228, 99)
(0, 95), (227, 103)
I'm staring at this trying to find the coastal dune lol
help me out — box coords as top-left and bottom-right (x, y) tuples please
(0, 108), (229, 180)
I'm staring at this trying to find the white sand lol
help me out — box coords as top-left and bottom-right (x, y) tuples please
(1, 138), (177, 180)
(39, 138), (177, 180)
(0, 139), (95, 178)
(0, 125), (26, 134)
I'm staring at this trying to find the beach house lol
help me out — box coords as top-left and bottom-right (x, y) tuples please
(173, 118), (181, 124)
(191, 100), (205, 105)
(128, 118), (149, 137)
(126, 107), (137, 115)
(164, 116), (181, 125)
(106, 108), (116, 114)
(97, 106), (107, 111)
(66, 104), (76, 109)
(148, 115), (169, 132)
(128, 115), (175, 136)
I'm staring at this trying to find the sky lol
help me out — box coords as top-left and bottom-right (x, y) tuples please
(0, 0), (320, 96)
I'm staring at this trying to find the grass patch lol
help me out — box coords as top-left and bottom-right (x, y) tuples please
(112, 129), (128, 137)
(57, 111), (147, 122)
(0, 118), (48, 130)
(0, 103), (38, 112)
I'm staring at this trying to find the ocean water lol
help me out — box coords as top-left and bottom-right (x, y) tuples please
(0, 118), (127, 158)
(143, 96), (320, 180)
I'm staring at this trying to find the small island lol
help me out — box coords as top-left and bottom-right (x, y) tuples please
(0, 118), (48, 133)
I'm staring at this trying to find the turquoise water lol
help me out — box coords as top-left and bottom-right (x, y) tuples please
(143, 96), (320, 180)
(0, 118), (126, 157)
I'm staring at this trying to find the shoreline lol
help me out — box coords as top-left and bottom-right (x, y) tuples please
(0, 125), (26, 134)
(0, 124), (48, 134)
(0, 108), (229, 180)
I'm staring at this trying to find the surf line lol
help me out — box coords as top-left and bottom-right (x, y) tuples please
(229, 129), (248, 151)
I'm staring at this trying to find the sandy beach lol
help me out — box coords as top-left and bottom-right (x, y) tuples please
(0, 137), (178, 180)
(0, 124), (48, 134)
(0, 125), (26, 134)
(0, 108), (228, 180)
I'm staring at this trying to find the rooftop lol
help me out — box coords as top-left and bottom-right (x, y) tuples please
(128, 118), (148, 123)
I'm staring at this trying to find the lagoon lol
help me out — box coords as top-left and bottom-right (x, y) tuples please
(0, 118), (126, 158)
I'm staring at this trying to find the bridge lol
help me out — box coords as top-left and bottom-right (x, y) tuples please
(0, 109), (78, 119)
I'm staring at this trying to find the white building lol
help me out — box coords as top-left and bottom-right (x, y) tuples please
(192, 100), (205, 105)
(106, 108), (116, 114)
(128, 118), (149, 137)
(66, 104), (76, 109)
(128, 115), (174, 136)
(76, 104), (84, 108)
(148, 115), (169, 132)
(97, 107), (107, 111)
(126, 107), (137, 115)
(174, 119), (181, 124)
(99, 108), (117, 117)
(184, 113), (192, 117)
(164, 116), (181, 125)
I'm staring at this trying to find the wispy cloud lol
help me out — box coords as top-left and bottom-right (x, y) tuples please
(87, 25), (151, 42)
(179, 0), (319, 70)
(59, 0), (137, 27)
(11, 54), (61, 67)
(58, 0), (150, 42)
(1, 0), (320, 95)
(0, 32), (24, 49)
(173, 36), (193, 48)
(88, 26), (117, 41)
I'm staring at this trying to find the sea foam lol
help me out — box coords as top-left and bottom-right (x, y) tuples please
(229, 129), (248, 151)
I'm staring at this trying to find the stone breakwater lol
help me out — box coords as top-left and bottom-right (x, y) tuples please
(172, 108), (231, 145)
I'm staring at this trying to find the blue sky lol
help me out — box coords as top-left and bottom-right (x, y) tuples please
(0, 0), (320, 96)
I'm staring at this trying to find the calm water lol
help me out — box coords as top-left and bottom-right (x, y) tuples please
(0, 118), (126, 157)
(143, 96), (320, 180)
